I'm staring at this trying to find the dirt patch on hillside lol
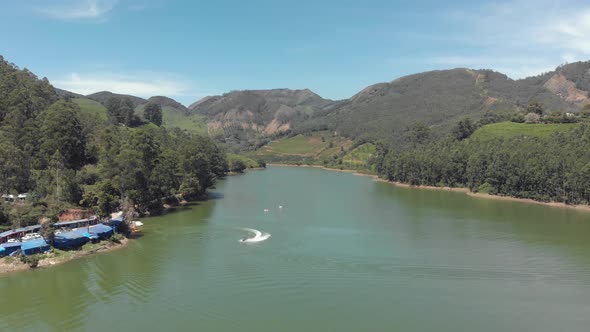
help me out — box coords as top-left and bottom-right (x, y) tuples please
(306, 137), (321, 144)
(484, 96), (498, 106)
(59, 209), (94, 221)
(544, 73), (589, 106)
(263, 119), (290, 135)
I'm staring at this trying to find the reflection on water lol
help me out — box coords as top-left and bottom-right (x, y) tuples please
(2, 166), (590, 331)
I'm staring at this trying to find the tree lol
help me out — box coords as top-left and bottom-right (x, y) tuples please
(229, 158), (247, 173)
(49, 150), (65, 202)
(144, 102), (163, 126)
(40, 217), (57, 245)
(121, 97), (135, 126)
(106, 96), (135, 126)
(527, 101), (544, 115)
(452, 117), (476, 140)
(405, 122), (431, 146)
(37, 100), (87, 170)
(106, 97), (122, 125)
(81, 180), (120, 219)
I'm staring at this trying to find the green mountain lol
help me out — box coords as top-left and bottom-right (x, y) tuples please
(135, 97), (207, 135)
(304, 66), (586, 144)
(188, 89), (337, 151)
(53, 60), (590, 153)
(55, 88), (84, 99)
(185, 62), (590, 149)
(147, 96), (188, 113)
(86, 91), (148, 108)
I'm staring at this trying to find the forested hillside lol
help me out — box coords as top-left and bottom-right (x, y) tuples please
(188, 89), (338, 151)
(371, 123), (590, 205)
(179, 62), (590, 150)
(300, 66), (586, 144)
(55, 61), (590, 153)
(0, 56), (228, 230)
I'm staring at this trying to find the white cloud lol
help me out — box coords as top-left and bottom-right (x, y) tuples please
(38, 0), (117, 20)
(542, 9), (590, 54)
(53, 72), (197, 99)
(436, 0), (590, 79)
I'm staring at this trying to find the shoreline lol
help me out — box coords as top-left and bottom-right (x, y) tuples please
(269, 163), (590, 213)
(267, 163), (376, 176)
(0, 238), (129, 276)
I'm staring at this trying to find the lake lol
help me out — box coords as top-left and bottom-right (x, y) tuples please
(2, 166), (590, 331)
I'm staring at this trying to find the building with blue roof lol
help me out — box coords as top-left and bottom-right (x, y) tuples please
(21, 238), (50, 256)
(0, 241), (22, 256)
(53, 224), (114, 250)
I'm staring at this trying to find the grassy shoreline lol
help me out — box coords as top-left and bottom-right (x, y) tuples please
(268, 163), (590, 213)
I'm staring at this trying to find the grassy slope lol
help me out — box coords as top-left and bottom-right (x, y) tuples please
(252, 132), (351, 161)
(343, 143), (376, 165)
(135, 105), (208, 135)
(161, 108), (208, 135)
(249, 132), (379, 170)
(73, 98), (108, 121)
(471, 122), (581, 140)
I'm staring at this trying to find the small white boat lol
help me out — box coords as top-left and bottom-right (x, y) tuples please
(131, 220), (144, 233)
(263, 209), (269, 213)
(239, 228), (271, 243)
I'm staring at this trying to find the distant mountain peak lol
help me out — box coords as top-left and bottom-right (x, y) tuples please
(85, 91), (147, 108)
(147, 96), (188, 112)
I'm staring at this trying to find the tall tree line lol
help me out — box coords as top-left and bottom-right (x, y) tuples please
(0, 57), (228, 228)
(372, 123), (590, 205)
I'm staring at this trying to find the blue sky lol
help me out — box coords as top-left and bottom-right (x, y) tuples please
(1, 0), (590, 105)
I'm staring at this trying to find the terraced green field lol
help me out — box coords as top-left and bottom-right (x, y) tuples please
(249, 132), (376, 171)
(471, 122), (580, 140)
(343, 143), (376, 165)
(252, 132), (352, 162)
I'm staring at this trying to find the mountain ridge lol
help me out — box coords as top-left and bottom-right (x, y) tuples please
(53, 60), (590, 149)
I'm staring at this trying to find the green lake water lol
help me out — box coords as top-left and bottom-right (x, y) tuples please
(2, 166), (590, 331)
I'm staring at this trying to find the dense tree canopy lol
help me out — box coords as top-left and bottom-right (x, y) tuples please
(37, 100), (87, 170)
(144, 102), (163, 126)
(0, 57), (228, 228)
(107, 96), (136, 126)
(372, 124), (590, 205)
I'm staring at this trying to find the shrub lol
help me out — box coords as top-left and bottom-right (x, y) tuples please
(110, 233), (126, 244)
(20, 254), (41, 268)
(511, 113), (525, 123)
(477, 182), (496, 195)
(524, 113), (540, 124)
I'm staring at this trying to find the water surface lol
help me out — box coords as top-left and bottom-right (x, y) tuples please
(2, 166), (590, 331)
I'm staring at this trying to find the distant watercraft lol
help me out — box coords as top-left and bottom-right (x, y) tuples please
(264, 209), (269, 213)
(278, 205), (283, 209)
(131, 220), (144, 233)
(239, 228), (271, 243)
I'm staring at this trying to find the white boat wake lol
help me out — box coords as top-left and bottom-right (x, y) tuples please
(239, 228), (271, 243)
